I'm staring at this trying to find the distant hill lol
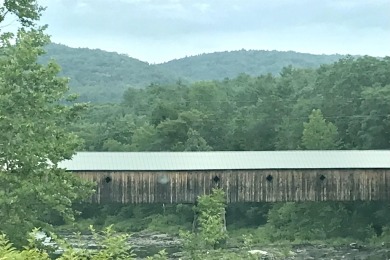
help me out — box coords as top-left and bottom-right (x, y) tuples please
(41, 44), (344, 103)
(40, 44), (177, 102)
(157, 49), (344, 81)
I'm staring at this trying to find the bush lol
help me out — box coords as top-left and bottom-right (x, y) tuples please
(0, 226), (137, 260)
(180, 188), (228, 258)
(0, 233), (50, 260)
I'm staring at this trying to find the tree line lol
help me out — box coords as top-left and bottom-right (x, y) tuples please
(71, 56), (390, 152)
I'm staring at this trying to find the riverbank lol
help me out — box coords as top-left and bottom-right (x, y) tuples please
(55, 229), (390, 259)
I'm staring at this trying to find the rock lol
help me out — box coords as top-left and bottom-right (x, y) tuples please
(349, 243), (360, 249)
(248, 249), (269, 255)
(248, 250), (275, 260)
(288, 250), (296, 256)
(381, 242), (390, 248)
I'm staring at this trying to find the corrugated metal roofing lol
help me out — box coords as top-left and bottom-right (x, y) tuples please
(59, 150), (390, 171)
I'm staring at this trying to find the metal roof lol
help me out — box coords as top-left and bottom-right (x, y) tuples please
(59, 150), (390, 171)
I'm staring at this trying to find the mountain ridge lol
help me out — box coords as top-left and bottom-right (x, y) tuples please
(41, 43), (345, 102)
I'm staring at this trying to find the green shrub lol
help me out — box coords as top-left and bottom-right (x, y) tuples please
(0, 226), (135, 260)
(180, 188), (228, 258)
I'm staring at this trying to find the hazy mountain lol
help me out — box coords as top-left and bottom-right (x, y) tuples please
(40, 44), (177, 102)
(158, 49), (344, 81)
(41, 44), (344, 103)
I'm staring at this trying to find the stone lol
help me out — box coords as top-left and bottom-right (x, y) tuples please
(248, 249), (269, 255)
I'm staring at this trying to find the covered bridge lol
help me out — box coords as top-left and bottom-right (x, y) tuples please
(59, 150), (390, 203)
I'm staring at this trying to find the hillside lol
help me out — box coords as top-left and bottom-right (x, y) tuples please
(41, 44), (344, 103)
(40, 44), (178, 102)
(157, 49), (344, 81)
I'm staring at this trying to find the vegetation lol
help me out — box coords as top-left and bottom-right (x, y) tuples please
(159, 49), (343, 81)
(1, 0), (390, 259)
(39, 44), (345, 103)
(0, 0), (93, 247)
(0, 226), (168, 259)
(301, 109), (340, 149)
(68, 56), (390, 152)
(60, 53), (390, 258)
(180, 188), (228, 258)
(39, 44), (178, 103)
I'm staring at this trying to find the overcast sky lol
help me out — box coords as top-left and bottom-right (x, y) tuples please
(34, 0), (390, 63)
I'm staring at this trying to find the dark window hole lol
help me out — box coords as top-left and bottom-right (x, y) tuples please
(266, 175), (273, 182)
(105, 176), (112, 183)
(319, 175), (326, 181)
(213, 176), (220, 183)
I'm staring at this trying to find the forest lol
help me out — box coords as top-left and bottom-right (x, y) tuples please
(71, 56), (390, 152)
(1, 0), (390, 259)
(40, 43), (343, 103)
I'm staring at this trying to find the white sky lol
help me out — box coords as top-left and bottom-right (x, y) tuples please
(30, 0), (390, 63)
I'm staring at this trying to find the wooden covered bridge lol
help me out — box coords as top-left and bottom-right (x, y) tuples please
(59, 150), (390, 203)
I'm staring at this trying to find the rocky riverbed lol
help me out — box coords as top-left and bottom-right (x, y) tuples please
(52, 231), (390, 259)
(259, 244), (390, 260)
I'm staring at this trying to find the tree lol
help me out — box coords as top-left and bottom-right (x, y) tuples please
(0, 0), (44, 29)
(265, 202), (350, 241)
(184, 128), (212, 151)
(359, 83), (390, 149)
(314, 56), (390, 148)
(130, 123), (158, 151)
(180, 189), (228, 258)
(0, 3), (93, 245)
(301, 109), (340, 150)
(150, 102), (178, 126)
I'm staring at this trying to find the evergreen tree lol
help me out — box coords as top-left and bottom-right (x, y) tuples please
(302, 109), (340, 150)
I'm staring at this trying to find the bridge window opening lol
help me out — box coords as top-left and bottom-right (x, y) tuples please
(266, 175), (273, 182)
(319, 175), (326, 181)
(105, 176), (112, 183)
(213, 175), (220, 183)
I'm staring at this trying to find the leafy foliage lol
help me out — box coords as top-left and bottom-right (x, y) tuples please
(0, 0), (44, 28)
(180, 188), (228, 259)
(57, 225), (135, 260)
(70, 55), (390, 152)
(0, 226), (157, 260)
(0, 233), (50, 260)
(0, 2), (93, 246)
(264, 202), (349, 241)
(302, 109), (340, 149)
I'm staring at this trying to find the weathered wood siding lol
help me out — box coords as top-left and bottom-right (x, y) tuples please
(75, 169), (390, 203)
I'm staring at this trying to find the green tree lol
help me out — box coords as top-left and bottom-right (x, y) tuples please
(301, 109), (340, 150)
(359, 83), (390, 149)
(0, 0), (44, 28)
(102, 139), (132, 151)
(180, 189), (228, 258)
(130, 123), (158, 151)
(150, 102), (178, 126)
(0, 4), (93, 245)
(265, 202), (350, 241)
(184, 128), (212, 151)
(314, 56), (390, 148)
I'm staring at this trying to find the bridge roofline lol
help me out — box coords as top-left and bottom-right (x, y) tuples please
(59, 150), (390, 171)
